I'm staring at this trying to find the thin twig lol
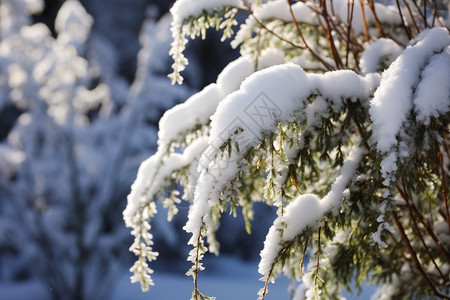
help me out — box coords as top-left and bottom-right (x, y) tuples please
(405, 200), (450, 264)
(290, 170), (303, 195)
(346, 0), (355, 66)
(401, 0), (420, 35)
(437, 144), (450, 232)
(368, 0), (386, 37)
(241, 7), (306, 51)
(359, 0), (370, 42)
(300, 236), (309, 276)
(441, 131), (450, 160)
(313, 228), (322, 294)
(424, 0), (428, 27)
(410, 0), (428, 27)
(260, 268), (273, 300)
(396, 0), (412, 39)
(391, 211), (448, 299)
(320, 0), (345, 68)
(286, 0), (335, 70)
(396, 182), (447, 282)
(193, 219), (204, 293)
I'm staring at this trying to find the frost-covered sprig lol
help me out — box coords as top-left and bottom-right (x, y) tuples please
(128, 203), (158, 292)
(168, 0), (243, 84)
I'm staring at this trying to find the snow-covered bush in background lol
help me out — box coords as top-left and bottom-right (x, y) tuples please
(125, 0), (450, 299)
(0, 0), (191, 298)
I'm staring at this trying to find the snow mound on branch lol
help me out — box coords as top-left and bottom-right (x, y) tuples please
(414, 45), (450, 125)
(360, 39), (403, 74)
(184, 63), (378, 245)
(369, 28), (450, 185)
(258, 145), (363, 276)
(170, 0), (242, 27)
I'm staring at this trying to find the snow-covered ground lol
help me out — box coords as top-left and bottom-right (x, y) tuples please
(0, 255), (374, 299)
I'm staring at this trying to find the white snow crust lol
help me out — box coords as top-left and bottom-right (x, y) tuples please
(258, 145), (363, 276)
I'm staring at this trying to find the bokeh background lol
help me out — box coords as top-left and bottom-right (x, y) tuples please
(0, 1), (289, 299)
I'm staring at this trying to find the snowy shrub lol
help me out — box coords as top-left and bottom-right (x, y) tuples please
(125, 0), (450, 299)
(0, 0), (190, 299)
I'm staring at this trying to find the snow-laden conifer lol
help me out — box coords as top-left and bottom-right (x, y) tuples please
(125, 0), (450, 299)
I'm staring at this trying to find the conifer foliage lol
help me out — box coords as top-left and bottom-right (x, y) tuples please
(125, 0), (450, 299)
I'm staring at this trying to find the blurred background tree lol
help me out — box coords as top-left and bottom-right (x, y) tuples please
(0, 1), (264, 299)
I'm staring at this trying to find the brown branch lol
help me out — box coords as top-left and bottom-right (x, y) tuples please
(260, 268), (273, 300)
(313, 228), (322, 294)
(424, 0), (428, 28)
(242, 8), (306, 51)
(286, 0), (335, 71)
(430, 0), (444, 27)
(346, 0), (355, 67)
(391, 211), (448, 299)
(395, 0), (412, 39)
(441, 131), (450, 161)
(410, 0), (428, 28)
(290, 170), (303, 195)
(396, 182), (447, 282)
(359, 0), (370, 42)
(320, 0), (345, 69)
(437, 144), (450, 232)
(368, 0), (386, 37)
(193, 218), (205, 294)
(401, 196), (450, 264)
(401, 0), (420, 35)
(300, 236), (309, 276)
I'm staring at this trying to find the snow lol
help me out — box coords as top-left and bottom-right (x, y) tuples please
(254, 0), (316, 24)
(217, 57), (254, 95)
(369, 28), (450, 185)
(183, 63), (378, 246)
(158, 57), (254, 147)
(232, 0), (402, 49)
(370, 28), (450, 153)
(259, 194), (321, 276)
(124, 137), (209, 225)
(414, 45), (450, 125)
(360, 39), (403, 74)
(54, 0), (93, 52)
(258, 145), (363, 276)
(232, 0), (316, 48)
(170, 0), (243, 28)
(329, 0), (401, 35)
